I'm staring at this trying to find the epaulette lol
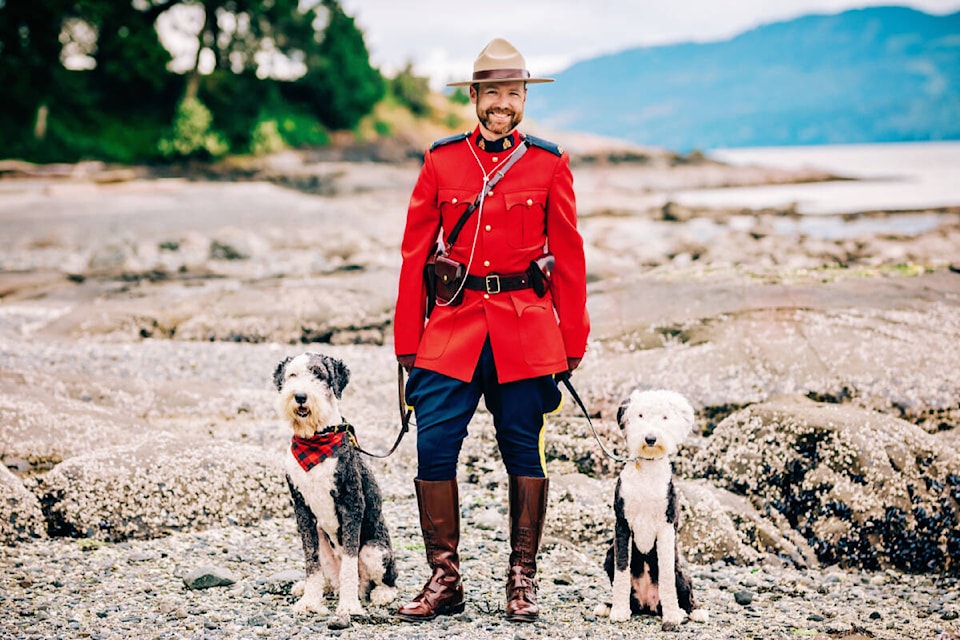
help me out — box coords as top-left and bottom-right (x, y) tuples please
(521, 133), (563, 157)
(429, 132), (469, 152)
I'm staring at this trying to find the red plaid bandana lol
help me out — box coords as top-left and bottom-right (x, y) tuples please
(290, 424), (353, 472)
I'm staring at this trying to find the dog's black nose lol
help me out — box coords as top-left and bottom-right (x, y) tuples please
(294, 393), (307, 405)
(644, 435), (658, 446)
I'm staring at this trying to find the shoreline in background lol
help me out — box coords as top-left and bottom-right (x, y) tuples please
(676, 140), (960, 216)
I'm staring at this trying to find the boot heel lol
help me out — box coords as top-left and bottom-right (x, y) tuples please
(443, 600), (466, 615)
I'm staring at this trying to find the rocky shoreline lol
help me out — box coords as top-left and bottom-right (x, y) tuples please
(1, 149), (959, 639)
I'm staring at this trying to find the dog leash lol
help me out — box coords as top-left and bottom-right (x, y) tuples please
(353, 366), (631, 463)
(555, 372), (639, 464)
(342, 364), (412, 459)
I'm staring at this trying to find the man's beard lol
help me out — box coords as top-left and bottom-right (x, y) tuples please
(478, 107), (523, 136)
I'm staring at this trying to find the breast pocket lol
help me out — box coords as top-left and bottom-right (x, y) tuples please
(504, 190), (548, 249)
(438, 189), (475, 239)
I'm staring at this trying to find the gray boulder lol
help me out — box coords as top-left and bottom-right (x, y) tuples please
(0, 368), (151, 475)
(691, 394), (960, 573)
(678, 479), (818, 568)
(35, 433), (290, 541)
(0, 464), (46, 543)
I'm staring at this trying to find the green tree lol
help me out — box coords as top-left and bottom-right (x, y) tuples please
(0, 0), (383, 162)
(0, 0), (72, 139)
(285, 0), (384, 130)
(158, 95), (228, 159)
(84, 0), (172, 104)
(391, 62), (432, 117)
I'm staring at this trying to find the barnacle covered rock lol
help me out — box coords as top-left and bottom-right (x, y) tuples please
(0, 464), (47, 544)
(35, 433), (290, 541)
(692, 394), (960, 573)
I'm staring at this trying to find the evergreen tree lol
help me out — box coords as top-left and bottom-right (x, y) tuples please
(0, 0), (72, 139)
(287, 0), (384, 131)
(0, 0), (385, 161)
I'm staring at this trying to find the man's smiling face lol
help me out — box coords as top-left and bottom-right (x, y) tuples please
(472, 81), (527, 139)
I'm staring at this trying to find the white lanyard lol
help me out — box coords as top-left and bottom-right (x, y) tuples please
(435, 137), (523, 307)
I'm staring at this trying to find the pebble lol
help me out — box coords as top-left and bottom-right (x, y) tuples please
(183, 565), (239, 590)
(1, 516), (955, 640)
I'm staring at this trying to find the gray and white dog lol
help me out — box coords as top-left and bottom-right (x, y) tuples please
(594, 389), (708, 630)
(274, 352), (397, 617)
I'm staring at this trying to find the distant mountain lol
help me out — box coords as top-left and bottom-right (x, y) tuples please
(526, 6), (960, 151)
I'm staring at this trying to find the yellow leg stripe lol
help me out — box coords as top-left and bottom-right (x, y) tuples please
(547, 394), (564, 415)
(538, 421), (547, 476)
(538, 388), (564, 475)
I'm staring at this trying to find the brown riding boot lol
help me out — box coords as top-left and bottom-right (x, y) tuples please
(397, 479), (466, 621)
(505, 475), (549, 622)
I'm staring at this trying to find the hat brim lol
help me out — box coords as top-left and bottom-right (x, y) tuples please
(447, 77), (554, 87)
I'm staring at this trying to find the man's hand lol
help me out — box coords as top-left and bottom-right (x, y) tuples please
(397, 354), (416, 372)
(567, 357), (582, 372)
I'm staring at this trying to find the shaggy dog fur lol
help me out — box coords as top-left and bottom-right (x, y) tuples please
(594, 389), (707, 630)
(274, 352), (397, 617)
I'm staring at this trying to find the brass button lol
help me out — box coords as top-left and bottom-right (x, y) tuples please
(526, 198), (533, 206)
(492, 156), (499, 163)
(484, 224), (492, 231)
(487, 190), (494, 196)
(451, 197), (458, 204)
(483, 260), (490, 267)
(483, 293), (490, 300)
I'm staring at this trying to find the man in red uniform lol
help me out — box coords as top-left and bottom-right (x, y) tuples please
(393, 37), (589, 623)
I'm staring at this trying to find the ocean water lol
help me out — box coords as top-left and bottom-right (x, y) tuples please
(674, 141), (960, 216)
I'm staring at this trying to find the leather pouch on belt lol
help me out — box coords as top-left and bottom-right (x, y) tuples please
(434, 254), (465, 306)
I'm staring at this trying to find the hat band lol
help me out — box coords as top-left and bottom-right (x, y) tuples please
(472, 68), (531, 82)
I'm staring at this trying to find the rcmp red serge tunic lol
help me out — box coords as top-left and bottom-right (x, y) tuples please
(394, 127), (590, 384)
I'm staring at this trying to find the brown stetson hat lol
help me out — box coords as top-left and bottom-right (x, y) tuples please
(447, 38), (554, 87)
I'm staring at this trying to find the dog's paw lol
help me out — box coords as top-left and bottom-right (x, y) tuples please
(293, 595), (329, 615)
(608, 605), (631, 622)
(335, 599), (365, 617)
(593, 602), (611, 617)
(689, 608), (709, 623)
(368, 585), (397, 607)
(661, 610), (686, 631)
(291, 580), (305, 597)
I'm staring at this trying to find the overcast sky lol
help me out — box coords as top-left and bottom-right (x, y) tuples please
(340, 0), (960, 87)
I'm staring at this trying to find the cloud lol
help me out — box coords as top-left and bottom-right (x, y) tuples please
(342, 0), (960, 87)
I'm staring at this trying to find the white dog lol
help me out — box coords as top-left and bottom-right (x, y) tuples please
(274, 352), (397, 617)
(594, 389), (707, 630)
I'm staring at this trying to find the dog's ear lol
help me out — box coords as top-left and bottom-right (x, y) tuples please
(674, 394), (695, 430)
(273, 357), (293, 391)
(663, 391), (695, 434)
(308, 353), (350, 399)
(329, 357), (350, 399)
(616, 398), (630, 430)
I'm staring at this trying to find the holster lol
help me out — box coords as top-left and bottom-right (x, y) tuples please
(526, 254), (554, 298)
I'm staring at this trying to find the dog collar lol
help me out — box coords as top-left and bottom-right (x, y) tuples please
(290, 422), (354, 472)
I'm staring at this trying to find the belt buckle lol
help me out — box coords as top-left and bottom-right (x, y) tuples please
(485, 274), (501, 294)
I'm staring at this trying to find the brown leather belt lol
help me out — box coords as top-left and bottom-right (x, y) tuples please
(463, 272), (532, 294)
